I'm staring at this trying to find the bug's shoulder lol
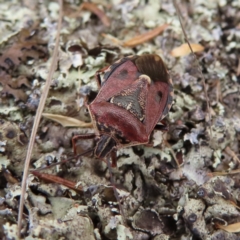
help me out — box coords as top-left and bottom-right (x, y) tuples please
(100, 55), (138, 85)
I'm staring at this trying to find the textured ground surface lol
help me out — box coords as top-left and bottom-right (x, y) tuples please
(0, 0), (240, 239)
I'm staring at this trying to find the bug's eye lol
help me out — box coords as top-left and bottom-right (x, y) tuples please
(135, 54), (169, 82)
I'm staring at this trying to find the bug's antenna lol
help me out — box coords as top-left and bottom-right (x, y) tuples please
(34, 148), (94, 171)
(106, 157), (126, 225)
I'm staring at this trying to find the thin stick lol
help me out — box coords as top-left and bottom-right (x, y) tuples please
(165, 141), (180, 169)
(211, 169), (240, 176)
(173, 0), (212, 137)
(31, 171), (84, 193)
(17, 0), (63, 236)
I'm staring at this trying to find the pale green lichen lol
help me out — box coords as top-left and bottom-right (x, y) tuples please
(3, 223), (18, 240)
(0, 156), (10, 170)
(0, 0), (239, 239)
(213, 149), (222, 168)
(168, 92), (197, 122)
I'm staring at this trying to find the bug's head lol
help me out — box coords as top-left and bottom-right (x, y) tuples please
(134, 54), (169, 83)
(94, 134), (116, 159)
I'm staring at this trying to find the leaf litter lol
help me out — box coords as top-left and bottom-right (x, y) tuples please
(0, 0), (240, 239)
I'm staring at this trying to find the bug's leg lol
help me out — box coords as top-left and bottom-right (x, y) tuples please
(154, 123), (169, 132)
(94, 66), (109, 88)
(145, 121), (169, 148)
(154, 119), (169, 132)
(72, 133), (96, 155)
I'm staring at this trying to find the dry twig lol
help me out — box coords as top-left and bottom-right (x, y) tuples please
(173, 0), (212, 137)
(31, 171), (83, 193)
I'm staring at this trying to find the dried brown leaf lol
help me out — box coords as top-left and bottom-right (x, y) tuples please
(123, 24), (169, 47)
(10, 76), (31, 89)
(2, 84), (28, 102)
(0, 74), (30, 88)
(0, 28), (47, 70)
(80, 2), (110, 27)
(0, 73), (31, 101)
(216, 222), (240, 233)
(171, 43), (204, 57)
(42, 113), (92, 128)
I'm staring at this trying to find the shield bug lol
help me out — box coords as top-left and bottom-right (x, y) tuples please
(73, 54), (173, 167)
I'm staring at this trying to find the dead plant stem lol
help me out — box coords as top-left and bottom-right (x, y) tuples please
(173, 0), (212, 137)
(17, 0), (63, 236)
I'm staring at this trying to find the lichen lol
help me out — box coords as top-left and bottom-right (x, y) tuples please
(1, 0), (240, 239)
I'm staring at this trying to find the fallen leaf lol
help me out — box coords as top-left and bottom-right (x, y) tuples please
(42, 113), (92, 128)
(0, 73), (31, 102)
(216, 222), (240, 233)
(80, 2), (110, 27)
(0, 28), (47, 70)
(2, 84), (28, 102)
(123, 24), (169, 47)
(171, 43), (204, 57)
(10, 76), (31, 89)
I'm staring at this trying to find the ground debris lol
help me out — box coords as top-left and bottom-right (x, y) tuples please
(1, 1), (240, 239)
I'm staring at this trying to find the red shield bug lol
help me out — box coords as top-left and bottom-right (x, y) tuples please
(31, 55), (174, 230)
(73, 54), (174, 167)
